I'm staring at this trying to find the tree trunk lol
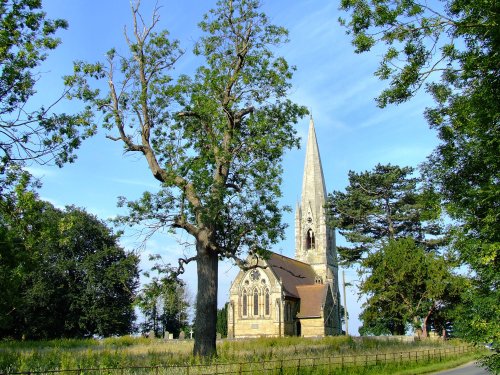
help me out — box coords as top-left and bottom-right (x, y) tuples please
(422, 305), (434, 338)
(193, 240), (218, 357)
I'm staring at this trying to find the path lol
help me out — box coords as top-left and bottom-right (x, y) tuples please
(431, 361), (490, 375)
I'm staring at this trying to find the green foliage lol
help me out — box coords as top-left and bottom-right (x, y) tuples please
(216, 303), (228, 338)
(135, 255), (190, 338)
(359, 238), (464, 336)
(0, 0), (94, 170)
(64, 0), (307, 356)
(327, 164), (444, 263)
(0, 172), (139, 339)
(339, 0), (498, 369)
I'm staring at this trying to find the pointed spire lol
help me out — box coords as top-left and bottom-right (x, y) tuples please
(301, 117), (327, 216)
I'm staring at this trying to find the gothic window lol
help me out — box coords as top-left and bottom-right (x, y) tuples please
(306, 229), (315, 249)
(253, 289), (259, 316)
(242, 289), (248, 316)
(265, 288), (270, 315)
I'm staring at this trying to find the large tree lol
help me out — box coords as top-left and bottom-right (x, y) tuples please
(0, 173), (139, 339)
(359, 238), (463, 337)
(0, 0), (93, 174)
(326, 164), (443, 263)
(65, 0), (306, 356)
(338, 0), (498, 368)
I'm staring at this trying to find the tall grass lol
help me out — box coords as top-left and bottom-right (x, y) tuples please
(0, 336), (482, 374)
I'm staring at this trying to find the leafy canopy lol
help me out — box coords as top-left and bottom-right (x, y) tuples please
(0, 0), (94, 171)
(0, 172), (139, 339)
(339, 0), (498, 367)
(359, 238), (463, 336)
(65, 0), (307, 356)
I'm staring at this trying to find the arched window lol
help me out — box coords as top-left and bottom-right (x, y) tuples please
(306, 229), (315, 249)
(265, 288), (270, 315)
(253, 289), (259, 316)
(242, 290), (248, 316)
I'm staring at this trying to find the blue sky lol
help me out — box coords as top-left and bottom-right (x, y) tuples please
(26, 0), (439, 335)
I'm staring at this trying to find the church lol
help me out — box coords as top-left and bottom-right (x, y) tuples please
(227, 118), (342, 338)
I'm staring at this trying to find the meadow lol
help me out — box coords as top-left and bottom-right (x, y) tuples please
(0, 336), (485, 374)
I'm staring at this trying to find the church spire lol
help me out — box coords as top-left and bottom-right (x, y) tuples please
(301, 117), (327, 216)
(295, 117), (337, 284)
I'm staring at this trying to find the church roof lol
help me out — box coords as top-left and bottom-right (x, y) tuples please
(296, 284), (329, 318)
(267, 253), (318, 298)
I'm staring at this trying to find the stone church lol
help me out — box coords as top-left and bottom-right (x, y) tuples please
(227, 118), (342, 338)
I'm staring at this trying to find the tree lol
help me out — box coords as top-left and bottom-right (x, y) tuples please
(338, 0), (498, 368)
(216, 303), (228, 338)
(0, 173), (139, 339)
(0, 0), (93, 173)
(136, 255), (190, 338)
(359, 238), (463, 337)
(65, 0), (306, 356)
(326, 164), (443, 263)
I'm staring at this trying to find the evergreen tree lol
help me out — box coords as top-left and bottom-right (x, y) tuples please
(327, 164), (443, 263)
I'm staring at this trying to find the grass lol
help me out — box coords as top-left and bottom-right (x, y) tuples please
(0, 336), (486, 374)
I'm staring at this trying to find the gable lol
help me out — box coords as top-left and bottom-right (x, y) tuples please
(296, 284), (329, 318)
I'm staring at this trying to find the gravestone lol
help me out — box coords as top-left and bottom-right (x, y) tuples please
(164, 331), (170, 339)
(216, 332), (222, 340)
(179, 331), (185, 340)
(168, 333), (173, 340)
(149, 330), (155, 339)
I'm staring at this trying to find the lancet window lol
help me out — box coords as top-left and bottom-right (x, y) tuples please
(253, 289), (259, 316)
(306, 229), (315, 249)
(242, 289), (248, 316)
(265, 288), (270, 315)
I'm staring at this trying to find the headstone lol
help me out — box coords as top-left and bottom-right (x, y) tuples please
(190, 328), (194, 339)
(179, 331), (185, 340)
(168, 333), (173, 340)
(227, 331), (234, 339)
(216, 332), (222, 340)
(149, 330), (155, 339)
(164, 331), (170, 339)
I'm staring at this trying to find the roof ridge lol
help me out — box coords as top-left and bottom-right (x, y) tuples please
(269, 251), (312, 267)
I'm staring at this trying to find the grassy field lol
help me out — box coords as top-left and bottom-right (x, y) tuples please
(0, 336), (486, 374)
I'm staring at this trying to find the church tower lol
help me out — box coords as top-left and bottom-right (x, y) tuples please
(295, 117), (338, 288)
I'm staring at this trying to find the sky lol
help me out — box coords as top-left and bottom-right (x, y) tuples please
(25, 0), (439, 335)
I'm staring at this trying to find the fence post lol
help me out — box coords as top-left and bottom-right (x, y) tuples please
(297, 359), (301, 375)
(341, 355), (344, 369)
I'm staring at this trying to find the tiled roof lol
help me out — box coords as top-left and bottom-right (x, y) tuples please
(296, 284), (329, 318)
(267, 253), (317, 298)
